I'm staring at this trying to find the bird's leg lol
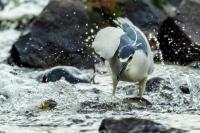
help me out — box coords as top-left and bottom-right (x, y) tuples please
(112, 77), (118, 96)
(138, 77), (147, 98)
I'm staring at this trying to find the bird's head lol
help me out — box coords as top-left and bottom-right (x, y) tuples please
(117, 45), (135, 80)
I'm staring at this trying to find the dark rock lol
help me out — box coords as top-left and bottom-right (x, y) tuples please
(69, 118), (84, 124)
(122, 97), (152, 106)
(89, 0), (166, 32)
(99, 118), (186, 133)
(41, 66), (93, 84)
(78, 101), (118, 113)
(158, 0), (200, 65)
(188, 61), (200, 69)
(7, 0), (168, 69)
(117, 85), (136, 95)
(179, 85), (190, 94)
(176, 0), (200, 44)
(162, 85), (174, 91)
(38, 99), (57, 110)
(168, 0), (183, 7)
(146, 77), (165, 92)
(160, 90), (174, 101)
(8, 0), (108, 69)
(122, 0), (165, 32)
(153, 51), (162, 62)
(0, 0), (3, 10)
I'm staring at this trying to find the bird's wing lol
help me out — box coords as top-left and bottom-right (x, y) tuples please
(115, 17), (149, 55)
(92, 27), (124, 59)
(116, 17), (154, 73)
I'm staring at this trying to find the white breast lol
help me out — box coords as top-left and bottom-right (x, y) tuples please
(122, 50), (149, 81)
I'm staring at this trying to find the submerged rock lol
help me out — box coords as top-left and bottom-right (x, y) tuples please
(179, 85), (190, 94)
(41, 66), (93, 84)
(158, 0), (200, 65)
(99, 118), (186, 133)
(37, 99), (57, 110)
(188, 61), (200, 69)
(122, 97), (152, 106)
(123, 0), (165, 32)
(146, 77), (165, 92)
(0, 92), (9, 102)
(79, 101), (119, 113)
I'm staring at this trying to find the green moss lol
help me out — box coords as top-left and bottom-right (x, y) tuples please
(152, 0), (167, 9)
(37, 99), (57, 110)
(86, 0), (124, 18)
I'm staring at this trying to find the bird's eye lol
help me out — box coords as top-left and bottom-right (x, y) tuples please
(128, 56), (133, 60)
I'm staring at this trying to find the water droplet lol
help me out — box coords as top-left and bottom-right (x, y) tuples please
(90, 29), (94, 33)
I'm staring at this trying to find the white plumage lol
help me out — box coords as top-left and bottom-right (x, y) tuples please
(92, 27), (124, 59)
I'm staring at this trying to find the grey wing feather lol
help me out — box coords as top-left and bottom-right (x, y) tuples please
(135, 32), (148, 56)
(121, 23), (137, 41)
(116, 17), (154, 74)
(116, 17), (148, 56)
(120, 34), (134, 47)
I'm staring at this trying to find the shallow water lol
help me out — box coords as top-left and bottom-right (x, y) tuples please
(0, 29), (200, 132)
(0, 1), (200, 133)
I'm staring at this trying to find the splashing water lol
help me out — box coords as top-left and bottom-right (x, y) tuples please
(0, 3), (200, 132)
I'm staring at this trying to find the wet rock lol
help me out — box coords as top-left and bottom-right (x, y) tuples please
(41, 66), (93, 84)
(179, 85), (190, 94)
(176, 0), (200, 44)
(0, 0), (3, 10)
(153, 51), (162, 62)
(117, 85), (136, 95)
(87, 0), (118, 16)
(146, 77), (165, 92)
(99, 118), (186, 133)
(122, 0), (165, 32)
(162, 84), (174, 91)
(38, 99), (57, 110)
(91, 88), (102, 94)
(188, 61), (200, 69)
(8, 0), (107, 69)
(79, 101), (118, 113)
(69, 118), (84, 124)
(122, 97), (152, 106)
(0, 92), (9, 102)
(160, 90), (174, 101)
(158, 0), (200, 65)
(7, 0), (168, 69)
(89, 0), (166, 32)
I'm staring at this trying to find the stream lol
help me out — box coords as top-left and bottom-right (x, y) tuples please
(0, 0), (200, 133)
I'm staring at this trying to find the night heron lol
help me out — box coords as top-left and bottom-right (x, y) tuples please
(92, 17), (154, 98)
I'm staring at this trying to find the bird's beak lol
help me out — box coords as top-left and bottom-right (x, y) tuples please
(117, 62), (128, 80)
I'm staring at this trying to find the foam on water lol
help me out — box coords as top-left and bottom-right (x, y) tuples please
(0, 0), (49, 20)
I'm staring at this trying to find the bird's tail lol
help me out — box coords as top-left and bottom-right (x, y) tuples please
(114, 17), (135, 28)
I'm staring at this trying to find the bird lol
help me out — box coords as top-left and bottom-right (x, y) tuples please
(92, 17), (154, 98)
